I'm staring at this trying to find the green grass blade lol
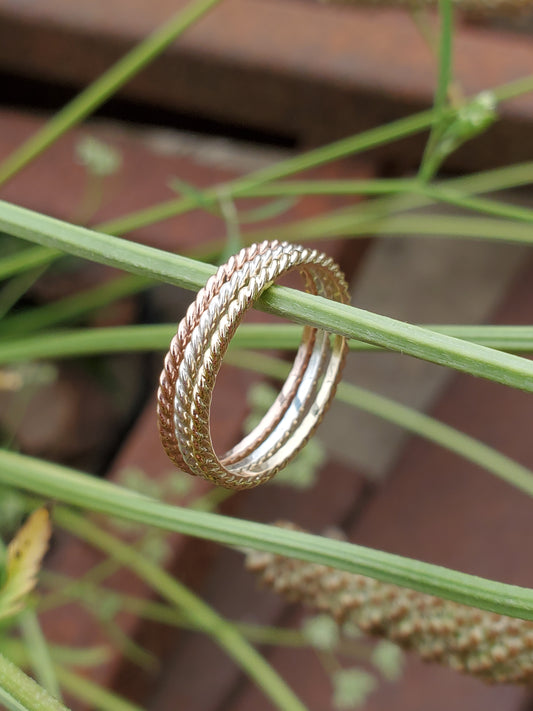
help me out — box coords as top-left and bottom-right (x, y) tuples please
(1, 324), (532, 498)
(0, 652), (69, 711)
(2, 449), (533, 621)
(0, 247), (60, 281)
(97, 111), (436, 236)
(56, 509), (308, 711)
(54, 667), (142, 711)
(418, 0), (454, 181)
(2, 200), (533, 393)
(19, 612), (62, 702)
(0, 274), (152, 337)
(1, 323), (533, 367)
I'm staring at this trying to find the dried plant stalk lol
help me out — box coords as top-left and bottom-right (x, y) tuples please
(246, 523), (533, 684)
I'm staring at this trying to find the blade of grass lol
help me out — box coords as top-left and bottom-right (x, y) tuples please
(54, 667), (143, 711)
(40, 570), (358, 652)
(1, 324), (532, 499)
(242, 206), (533, 245)
(96, 111), (438, 236)
(2, 323), (533, 367)
(0, 274), (152, 337)
(0, 265), (49, 320)
(97, 72), (533, 238)
(19, 611), (62, 702)
(0, 0), (223, 187)
(0, 687), (30, 711)
(226, 178), (533, 226)
(418, 0), (454, 181)
(0, 652), (69, 711)
(2, 200), (533, 393)
(0, 247), (61, 282)
(3, 449), (533, 621)
(55, 508), (308, 711)
(4, 640), (111, 670)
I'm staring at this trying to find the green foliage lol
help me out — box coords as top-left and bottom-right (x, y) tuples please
(0, 510), (51, 622)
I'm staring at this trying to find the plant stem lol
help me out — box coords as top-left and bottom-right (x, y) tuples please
(53, 667), (142, 711)
(224, 178), (533, 226)
(40, 571), (316, 648)
(96, 111), (437, 236)
(2, 324), (533, 367)
(0, 652), (70, 711)
(4, 639), (110, 670)
(2, 323), (532, 500)
(19, 611), (62, 701)
(242, 205), (533, 245)
(418, 0), (454, 181)
(2, 200), (533, 393)
(0, 274), (152, 337)
(55, 508), (308, 711)
(2, 449), (533, 621)
(0, 0), (222, 187)
(0, 247), (60, 282)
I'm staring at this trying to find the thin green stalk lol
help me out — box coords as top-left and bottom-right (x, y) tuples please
(0, 265), (50, 320)
(2, 643), (136, 711)
(19, 611), (62, 702)
(411, 184), (533, 223)
(0, 274), (153, 337)
(243, 205), (533, 245)
(2, 323), (533, 368)
(418, 0), (454, 181)
(53, 667), (142, 711)
(55, 508), (308, 711)
(1, 323), (532, 498)
(3, 449), (533, 621)
(491, 74), (533, 104)
(227, 350), (533, 500)
(0, 687), (29, 711)
(96, 70), (533, 239)
(195, 179), (533, 263)
(96, 111), (437, 236)
(0, 652), (69, 711)
(40, 570), (357, 652)
(229, 178), (533, 226)
(367, 213), (533, 243)
(0, 0), (223, 187)
(2, 201), (533, 394)
(0, 247), (60, 282)
(4, 640), (110, 669)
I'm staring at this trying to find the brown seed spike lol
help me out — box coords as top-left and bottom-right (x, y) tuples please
(245, 521), (533, 685)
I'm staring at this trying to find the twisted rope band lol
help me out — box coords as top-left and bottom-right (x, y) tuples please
(157, 240), (349, 489)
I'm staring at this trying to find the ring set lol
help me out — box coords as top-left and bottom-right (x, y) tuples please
(157, 240), (349, 490)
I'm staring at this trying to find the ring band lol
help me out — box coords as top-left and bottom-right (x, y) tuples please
(157, 240), (349, 490)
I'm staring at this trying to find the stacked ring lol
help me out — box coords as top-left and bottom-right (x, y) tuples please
(157, 240), (349, 490)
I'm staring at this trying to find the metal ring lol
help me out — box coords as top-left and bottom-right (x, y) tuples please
(157, 240), (349, 489)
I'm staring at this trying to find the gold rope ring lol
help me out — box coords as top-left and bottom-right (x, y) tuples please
(157, 240), (349, 490)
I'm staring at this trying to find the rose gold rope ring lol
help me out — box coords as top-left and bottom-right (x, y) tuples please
(157, 240), (349, 490)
